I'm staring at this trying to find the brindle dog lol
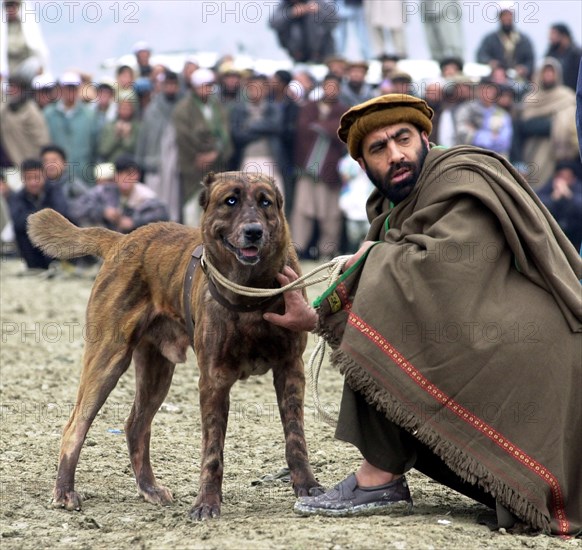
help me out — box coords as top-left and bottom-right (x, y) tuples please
(27, 171), (321, 520)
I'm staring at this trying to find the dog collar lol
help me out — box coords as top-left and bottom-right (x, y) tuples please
(183, 244), (204, 349)
(183, 244), (281, 349)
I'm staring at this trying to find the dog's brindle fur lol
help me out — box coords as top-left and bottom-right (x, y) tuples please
(27, 172), (321, 520)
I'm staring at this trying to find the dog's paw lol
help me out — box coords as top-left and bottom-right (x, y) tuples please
(52, 488), (83, 511)
(189, 502), (221, 521)
(138, 484), (173, 506)
(294, 482), (325, 498)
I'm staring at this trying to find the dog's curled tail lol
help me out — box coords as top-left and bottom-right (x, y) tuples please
(27, 209), (122, 260)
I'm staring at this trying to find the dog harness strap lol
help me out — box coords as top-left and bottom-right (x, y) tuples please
(183, 244), (204, 349)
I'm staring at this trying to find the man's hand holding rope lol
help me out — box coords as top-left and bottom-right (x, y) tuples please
(263, 241), (377, 332)
(263, 266), (318, 332)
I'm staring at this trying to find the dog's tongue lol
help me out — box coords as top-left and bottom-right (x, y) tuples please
(241, 247), (259, 258)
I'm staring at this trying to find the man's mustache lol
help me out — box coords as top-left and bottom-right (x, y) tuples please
(386, 162), (416, 183)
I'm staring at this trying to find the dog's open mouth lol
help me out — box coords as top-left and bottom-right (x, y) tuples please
(223, 238), (261, 265)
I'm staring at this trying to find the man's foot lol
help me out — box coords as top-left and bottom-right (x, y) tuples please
(293, 473), (413, 517)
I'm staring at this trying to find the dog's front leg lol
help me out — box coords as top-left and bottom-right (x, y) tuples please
(190, 369), (236, 520)
(273, 361), (323, 497)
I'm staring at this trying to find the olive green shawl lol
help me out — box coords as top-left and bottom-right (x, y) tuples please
(315, 145), (582, 535)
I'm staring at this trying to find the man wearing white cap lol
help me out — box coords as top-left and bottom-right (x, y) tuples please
(31, 73), (57, 109)
(132, 40), (152, 78)
(172, 68), (232, 225)
(43, 72), (97, 184)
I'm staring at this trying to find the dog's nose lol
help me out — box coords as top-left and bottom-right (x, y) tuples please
(243, 223), (263, 243)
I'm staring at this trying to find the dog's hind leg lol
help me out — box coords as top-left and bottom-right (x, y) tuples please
(273, 361), (323, 497)
(53, 345), (133, 510)
(125, 339), (176, 505)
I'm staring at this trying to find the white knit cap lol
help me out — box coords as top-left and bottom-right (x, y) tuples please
(59, 71), (81, 86)
(132, 41), (151, 54)
(31, 73), (56, 89)
(94, 163), (115, 181)
(190, 68), (216, 87)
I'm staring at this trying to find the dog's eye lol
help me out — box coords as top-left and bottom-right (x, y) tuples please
(259, 198), (272, 208)
(225, 197), (237, 206)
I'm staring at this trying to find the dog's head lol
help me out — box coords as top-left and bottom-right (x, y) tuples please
(199, 171), (290, 271)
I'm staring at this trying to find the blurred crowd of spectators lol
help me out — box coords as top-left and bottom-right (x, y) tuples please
(1, 0), (581, 273)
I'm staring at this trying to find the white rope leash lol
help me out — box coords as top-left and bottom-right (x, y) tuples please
(305, 258), (346, 428)
(201, 250), (347, 427)
(200, 250), (351, 297)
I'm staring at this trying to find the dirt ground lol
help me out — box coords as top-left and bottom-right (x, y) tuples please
(1, 256), (580, 550)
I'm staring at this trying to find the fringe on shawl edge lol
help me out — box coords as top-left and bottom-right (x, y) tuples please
(330, 347), (553, 534)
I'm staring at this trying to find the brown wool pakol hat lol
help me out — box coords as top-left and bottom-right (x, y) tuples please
(338, 94), (434, 159)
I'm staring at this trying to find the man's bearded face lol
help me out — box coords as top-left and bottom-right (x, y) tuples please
(359, 123), (429, 204)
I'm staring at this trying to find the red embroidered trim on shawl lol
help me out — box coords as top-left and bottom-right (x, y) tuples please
(347, 312), (569, 535)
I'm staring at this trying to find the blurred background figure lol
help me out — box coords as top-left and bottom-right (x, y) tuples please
(74, 155), (168, 233)
(43, 72), (97, 184)
(133, 40), (153, 78)
(436, 75), (475, 147)
(78, 72), (96, 105)
(291, 73), (347, 260)
(97, 99), (140, 164)
(41, 144), (88, 225)
(577, 58), (582, 164)
(172, 68), (232, 226)
(0, 0), (50, 82)
(338, 153), (373, 253)
(115, 64), (137, 103)
(536, 160), (582, 250)
(364, 0), (407, 59)
(1, 158), (69, 271)
(455, 77), (513, 158)
(217, 62), (242, 114)
(0, 75), (50, 170)
(288, 70), (316, 104)
(135, 69), (182, 221)
(477, 7), (535, 82)
(545, 23), (581, 91)
(231, 73), (286, 195)
(512, 58), (577, 189)
(379, 53), (401, 80)
(335, 0), (370, 60)
(439, 56), (464, 79)
(0, 170), (14, 256)
(133, 77), (154, 117)
(375, 53), (401, 94)
(179, 55), (199, 94)
(91, 78), (116, 137)
(269, 69), (299, 215)
(93, 163), (115, 185)
(339, 61), (375, 107)
(31, 72), (57, 110)
(390, 71), (414, 95)
(270, 0), (337, 64)
(421, 0), (464, 62)
(324, 55), (349, 79)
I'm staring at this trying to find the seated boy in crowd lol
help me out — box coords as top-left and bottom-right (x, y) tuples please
(75, 155), (169, 233)
(41, 144), (88, 225)
(0, 158), (69, 270)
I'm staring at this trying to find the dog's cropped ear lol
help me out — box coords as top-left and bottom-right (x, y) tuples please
(199, 172), (216, 210)
(274, 184), (284, 211)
